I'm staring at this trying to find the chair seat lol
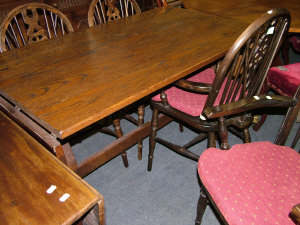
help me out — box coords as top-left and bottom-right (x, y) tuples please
(152, 68), (217, 116)
(198, 141), (300, 225)
(267, 63), (300, 96)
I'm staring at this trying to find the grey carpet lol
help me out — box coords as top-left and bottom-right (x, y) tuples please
(72, 49), (300, 225)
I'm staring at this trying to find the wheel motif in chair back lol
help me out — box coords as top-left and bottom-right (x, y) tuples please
(205, 10), (291, 111)
(88, 0), (141, 27)
(21, 7), (48, 44)
(0, 3), (74, 52)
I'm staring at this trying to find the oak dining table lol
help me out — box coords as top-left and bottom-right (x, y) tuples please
(0, 6), (247, 177)
(182, 0), (300, 33)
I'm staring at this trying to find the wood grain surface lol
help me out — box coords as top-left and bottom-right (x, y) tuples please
(0, 111), (104, 224)
(182, 0), (300, 33)
(0, 7), (247, 139)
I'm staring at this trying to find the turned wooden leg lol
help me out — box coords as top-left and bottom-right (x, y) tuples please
(148, 108), (159, 171)
(219, 116), (230, 150)
(137, 104), (145, 160)
(208, 132), (216, 148)
(195, 187), (208, 225)
(242, 128), (251, 143)
(113, 117), (128, 168)
(179, 123), (184, 132)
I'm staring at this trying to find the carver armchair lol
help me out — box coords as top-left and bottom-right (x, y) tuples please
(148, 8), (292, 171)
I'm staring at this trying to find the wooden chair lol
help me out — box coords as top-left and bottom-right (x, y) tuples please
(147, 8), (292, 171)
(87, 0), (141, 27)
(156, 0), (181, 8)
(87, 0), (144, 165)
(0, 2), (74, 52)
(196, 86), (300, 225)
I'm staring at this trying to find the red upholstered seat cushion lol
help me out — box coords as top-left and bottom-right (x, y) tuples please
(152, 68), (219, 116)
(267, 63), (300, 96)
(198, 141), (300, 225)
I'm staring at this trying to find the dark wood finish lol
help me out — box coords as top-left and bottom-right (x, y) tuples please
(136, 0), (155, 11)
(182, 0), (300, 33)
(88, 0), (141, 27)
(0, 111), (105, 224)
(147, 8), (292, 171)
(0, 2), (74, 52)
(291, 204), (300, 225)
(0, 7), (247, 176)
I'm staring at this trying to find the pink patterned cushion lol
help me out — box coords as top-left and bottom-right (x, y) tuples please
(198, 141), (300, 225)
(267, 63), (300, 96)
(152, 68), (216, 116)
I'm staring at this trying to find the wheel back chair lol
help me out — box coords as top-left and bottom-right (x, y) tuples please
(147, 8), (292, 171)
(87, 0), (144, 167)
(0, 2), (74, 52)
(87, 0), (141, 27)
(196, 85), (300, 225)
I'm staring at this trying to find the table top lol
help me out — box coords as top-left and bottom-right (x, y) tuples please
(0, 111), (103, 224)
(182, 0), (300, 33)
(0, 6), (247, 139)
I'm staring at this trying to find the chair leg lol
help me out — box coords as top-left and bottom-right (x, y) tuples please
(219, 117), (230, 150)
(242, 128), (251, 143)
(113, 117), (129, 168)
(195, 187), (208, 225)
(208, 132), (216, 148)
(179, 123), (184, 132)
(137, 104), (145, 160)
(148, 108), (159, 171)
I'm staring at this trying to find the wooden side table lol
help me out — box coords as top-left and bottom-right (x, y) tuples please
(0, 111), (105, 224)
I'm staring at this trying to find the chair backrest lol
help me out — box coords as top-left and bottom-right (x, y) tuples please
(87, 0), (141, 27)
(0, 2), (74, 52)
(203, 8), (291, 114)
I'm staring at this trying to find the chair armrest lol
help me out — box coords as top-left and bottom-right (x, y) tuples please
(291, 204), (300, 224)
(174, 79), (212, 93)
(204, 95), (297, 119)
